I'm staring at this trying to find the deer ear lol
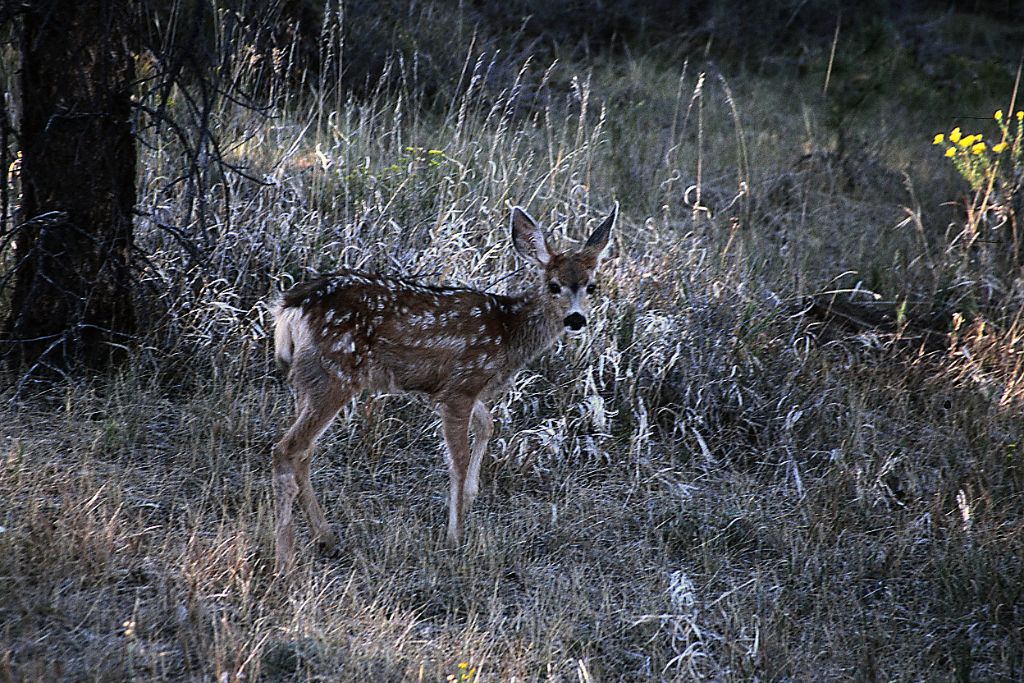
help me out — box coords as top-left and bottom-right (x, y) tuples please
(581, 202), (617, 262)
(510, 206), (551, 267)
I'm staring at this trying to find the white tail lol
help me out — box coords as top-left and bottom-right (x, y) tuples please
(271, 204), (616, 574)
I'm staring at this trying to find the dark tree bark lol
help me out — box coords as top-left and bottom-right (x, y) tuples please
(6, 0), (136, 372)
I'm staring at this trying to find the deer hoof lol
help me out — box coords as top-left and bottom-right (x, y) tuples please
(315, 533), (343, 558)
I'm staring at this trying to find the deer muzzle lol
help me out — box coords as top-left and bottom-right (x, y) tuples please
(564, 312), (586, 331)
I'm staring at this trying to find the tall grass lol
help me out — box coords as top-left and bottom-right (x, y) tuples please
(2, 11), (1023, 681)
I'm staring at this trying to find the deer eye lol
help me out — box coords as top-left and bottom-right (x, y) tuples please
(586, 283), (597, 295)
(548, 282), (562, 295)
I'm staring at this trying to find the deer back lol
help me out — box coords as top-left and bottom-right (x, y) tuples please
(274, 270), (560, 402)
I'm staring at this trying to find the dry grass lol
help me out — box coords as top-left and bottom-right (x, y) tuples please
(2, 18), (1024, 682)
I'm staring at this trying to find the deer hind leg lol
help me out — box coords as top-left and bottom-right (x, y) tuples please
(295, 446), (342, 556)
(440, 400), (473, 544)
(466, 400), (493, 506)
(274, 361), (352, 574)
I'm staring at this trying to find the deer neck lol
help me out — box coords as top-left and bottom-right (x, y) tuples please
(505, 293), (564, 372)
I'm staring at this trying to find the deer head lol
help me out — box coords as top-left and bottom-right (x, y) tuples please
(510, 204), (616, 333)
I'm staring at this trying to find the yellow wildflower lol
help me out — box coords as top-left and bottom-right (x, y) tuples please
(995, 110), (1003, 121)
(945, 147), (956, 158)
(958, 135), (973, 148)
(933, 133), (944, 144)
(971, 142), (986, 154)
(950, 127), (962, 143)
(1018, 111), (1024, 122)
(992, 141), (1008, 153)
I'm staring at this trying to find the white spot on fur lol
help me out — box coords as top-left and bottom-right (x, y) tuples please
(331, 332), (354, 354)
(419, 334), (468, 352)
(419, 311), (436, 326)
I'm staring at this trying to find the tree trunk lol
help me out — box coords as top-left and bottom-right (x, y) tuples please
(6, 0), (136, 373)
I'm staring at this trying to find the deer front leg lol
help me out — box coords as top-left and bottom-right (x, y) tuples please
(440, 401), (473, 544)
(467, 400), (493, 505)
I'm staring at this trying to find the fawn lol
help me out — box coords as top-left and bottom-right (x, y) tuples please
(271, 204), (616, 573)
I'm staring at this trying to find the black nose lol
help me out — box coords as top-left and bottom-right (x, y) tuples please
(564, 312), (586, 331)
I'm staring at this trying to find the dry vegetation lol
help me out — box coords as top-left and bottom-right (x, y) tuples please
(2, 5), (1024, 681)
